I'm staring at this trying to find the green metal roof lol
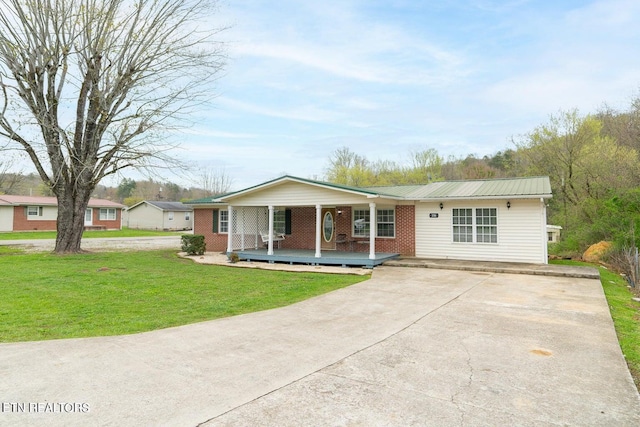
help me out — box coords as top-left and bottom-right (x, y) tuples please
(358, 177), (551, 199)
(185, 175), (552, 204)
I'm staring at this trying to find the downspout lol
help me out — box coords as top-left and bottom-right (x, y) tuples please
(315, 204), (322, 258)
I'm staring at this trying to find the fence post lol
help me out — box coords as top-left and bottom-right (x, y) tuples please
(635, 247), (638, 288)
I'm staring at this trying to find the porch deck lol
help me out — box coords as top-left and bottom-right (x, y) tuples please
(236, 249), (400, 268)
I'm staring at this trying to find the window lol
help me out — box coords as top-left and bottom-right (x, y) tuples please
(27, 206), (40, 217)
(99, 208), (116, 220)
(273, 210), (286, 234)
(353, 208), (395, 238)
(377, 209), (395, 237)
(219, 210), (229, 233)
(353, 209), (370, 237)
(476, 208), (497, 243)
(185, 212), (191, 221)
(452, 208), (473, 242)
(452, 208), (497, 243)
(168, 211), (174, 221)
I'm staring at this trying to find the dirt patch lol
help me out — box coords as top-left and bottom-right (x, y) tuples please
(583, 241), (612, 263)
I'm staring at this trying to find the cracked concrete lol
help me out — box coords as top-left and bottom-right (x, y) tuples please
(1, 266), (639, 426)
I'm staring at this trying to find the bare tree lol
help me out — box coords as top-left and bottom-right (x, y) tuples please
(0, 154), (23, 194)
(0, 0), (225, 252)
(199, 166), (233, 196)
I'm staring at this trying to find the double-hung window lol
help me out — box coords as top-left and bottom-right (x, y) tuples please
(27, 206), (40, 217)
(219, 210), (229, 233)
(476, 208), (497, 243)
(453, 208), (497, 243)
(273, 210), (286, 235)
(353, 208), (395, 238)
(99, 208), (116, 220)
(377, 209), (395, 237)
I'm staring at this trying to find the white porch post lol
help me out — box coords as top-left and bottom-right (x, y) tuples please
(226, 205), (234, 253)
(369, 202), (376, 260)
(315, 204), (322, 258)
(267, 205), (275, 255)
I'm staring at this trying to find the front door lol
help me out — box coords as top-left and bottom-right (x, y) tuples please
(321, 208), (336, 250)
(84, 208), (93, 226)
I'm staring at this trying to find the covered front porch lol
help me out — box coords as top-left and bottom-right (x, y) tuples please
(225, 203), (391, 264)
(236, 248), (400, 268)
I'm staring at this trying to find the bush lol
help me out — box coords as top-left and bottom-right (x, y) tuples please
(181, 235), (206, 255)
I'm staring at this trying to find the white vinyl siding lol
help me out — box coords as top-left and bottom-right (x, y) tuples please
(228, 181), (397, 207)
(416, 199), (547, 264)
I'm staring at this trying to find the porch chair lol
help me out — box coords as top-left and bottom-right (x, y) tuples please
(335, 233), (353, 251)
(260, 230), (285, 248)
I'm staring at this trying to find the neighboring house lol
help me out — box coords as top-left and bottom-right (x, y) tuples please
(125, 201), (193, 231)
(547, 225), (562, 243)
(0, 195), (125, 231)
(187, 175), (552, 265)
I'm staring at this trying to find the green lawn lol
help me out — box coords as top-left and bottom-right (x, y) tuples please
(551, 260), (640, 390)
(0, 250), (367, 342)
(0, 227), (180, 240)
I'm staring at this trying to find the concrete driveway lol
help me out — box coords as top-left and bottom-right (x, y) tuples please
(1, 266), (639, 426)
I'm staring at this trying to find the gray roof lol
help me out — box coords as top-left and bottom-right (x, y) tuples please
(143, 201), (192, 211)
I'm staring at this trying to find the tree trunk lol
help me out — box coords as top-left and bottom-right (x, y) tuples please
(54, 188), (92, 254)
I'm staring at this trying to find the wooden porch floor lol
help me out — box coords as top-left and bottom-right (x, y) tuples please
(236, 249), (400, 268)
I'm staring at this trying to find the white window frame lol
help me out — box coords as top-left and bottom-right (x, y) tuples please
(168, 211), (174, 221)
(219, 209), (229, 233)
(376, 208), (395, 238)
(353, 207), (395, 238)
(99, 208), (116, 221)
(185, 212), (191, 221)
(475, 208), (497, 243)
(27, 206), (40, 217)
(273, 210), (286, 234)
(452, 207), (497, 244)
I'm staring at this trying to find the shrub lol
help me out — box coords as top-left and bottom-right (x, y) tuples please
(181, 235), (206, 255)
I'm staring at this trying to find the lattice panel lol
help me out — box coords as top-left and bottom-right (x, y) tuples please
(230, 207), (268, 250)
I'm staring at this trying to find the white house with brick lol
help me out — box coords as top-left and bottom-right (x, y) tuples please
(0, 195), (125, 232)
(188, 175), (552, 266)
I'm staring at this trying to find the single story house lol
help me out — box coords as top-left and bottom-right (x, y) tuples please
(187, 175), (552, 267)
(547, 225), (562, 243)
(0, 195), (125, 232)
(125, 201), (193, 231)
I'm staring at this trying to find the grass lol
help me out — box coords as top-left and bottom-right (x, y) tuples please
(0, 227), (180, 240)
(0, 250), (367, 343)
(551, 259), (640, 390)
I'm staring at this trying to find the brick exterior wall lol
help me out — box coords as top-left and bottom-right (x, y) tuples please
(12, 206), (57, 231)
(193, 208), (228, 252)
(12, 206), (122, 231)
(91, 208), (123, 230)
(193, 205), (416, 256)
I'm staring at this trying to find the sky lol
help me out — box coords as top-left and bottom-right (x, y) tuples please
(10, 0), (640, 192)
